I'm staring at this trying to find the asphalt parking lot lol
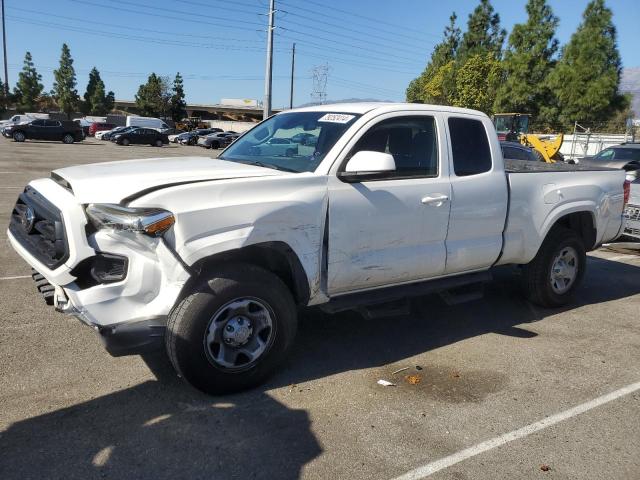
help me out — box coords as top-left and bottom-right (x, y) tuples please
(1, 137), (639, 480)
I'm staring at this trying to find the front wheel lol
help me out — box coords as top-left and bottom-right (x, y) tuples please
(62, 133), (75, 144)
(521, 226), (586, 307)
(121, 138), (130, 146)
(13, 131), (25, 142)
(166, 263), (297, 395)
(154, 139), (163, 147)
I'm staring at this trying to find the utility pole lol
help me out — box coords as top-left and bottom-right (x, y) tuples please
(263, 0), (275, 119)
(1, 0), (8, 97)
(289, 43), (295, 109)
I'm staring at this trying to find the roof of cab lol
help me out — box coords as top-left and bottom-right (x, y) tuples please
(288, 102), (487, 117)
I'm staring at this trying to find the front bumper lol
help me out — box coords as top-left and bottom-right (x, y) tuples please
(8, 180), (191, 355)
(623, 203), (640, 239)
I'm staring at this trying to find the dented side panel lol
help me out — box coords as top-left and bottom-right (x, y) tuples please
(129, 174), (329, 304)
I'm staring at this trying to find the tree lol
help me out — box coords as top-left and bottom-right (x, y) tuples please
(546, 0), (626, 128)
(135, 73), (171, 117)
(82, 67), (115, 115)
(493, 0), (559, 126)
(169, 72), (187, 122)
(452, 53), (503, 113)
(13, 51), (44, 112)
(53, 44), (80, 118)
(457, 0), (506, 60)
(406, 13), (461, 103)
(0, 79), (8, 113)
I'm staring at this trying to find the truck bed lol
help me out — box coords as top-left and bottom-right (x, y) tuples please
(504, 159), (614, 173)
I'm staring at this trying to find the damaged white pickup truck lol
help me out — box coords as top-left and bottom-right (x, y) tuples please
(8, 103), (630, 394)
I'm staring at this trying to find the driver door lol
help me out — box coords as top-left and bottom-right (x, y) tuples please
(327, 114), (451, 294)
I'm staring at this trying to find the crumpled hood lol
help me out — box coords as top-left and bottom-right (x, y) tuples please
(53, 156), (286, 203)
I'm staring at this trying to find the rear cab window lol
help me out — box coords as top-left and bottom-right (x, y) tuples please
(448, 117), (492, 176)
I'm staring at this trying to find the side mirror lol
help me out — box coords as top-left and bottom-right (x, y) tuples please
(338, 151), (396, 183)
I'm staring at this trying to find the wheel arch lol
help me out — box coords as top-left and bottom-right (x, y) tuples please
(188, 241), (311, 306)
(542, 210), (597, 252)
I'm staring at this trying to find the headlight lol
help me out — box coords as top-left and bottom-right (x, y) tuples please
(85, 204), (175, 236)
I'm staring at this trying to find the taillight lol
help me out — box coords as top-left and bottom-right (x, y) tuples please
(623, 180), (630, 206)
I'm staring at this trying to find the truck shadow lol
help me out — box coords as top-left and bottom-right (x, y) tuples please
(272, 255), (640, 387)
(0, 256), (637, 480)
(0, 376), (321, 480)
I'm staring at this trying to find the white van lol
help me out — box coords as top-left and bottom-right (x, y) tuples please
(125, 116), (169, 131)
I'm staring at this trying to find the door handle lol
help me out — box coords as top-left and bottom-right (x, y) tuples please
(421, 194), (449, 206)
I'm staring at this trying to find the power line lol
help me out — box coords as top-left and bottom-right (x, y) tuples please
(7, 16), (287, 52)
(278, 8), (434, 56)
(9, 7), (265, 43)
(280, 0), (440, 38)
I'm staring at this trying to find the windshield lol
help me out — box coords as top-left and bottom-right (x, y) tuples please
(219, 111), (361, 173)
(595, 148), (640, 162)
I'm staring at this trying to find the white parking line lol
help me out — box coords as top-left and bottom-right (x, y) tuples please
(392, 381), (640, 480)
(0, 275), (31, 281)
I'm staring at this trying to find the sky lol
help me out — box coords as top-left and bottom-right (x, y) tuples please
(2, 0), (639, 108)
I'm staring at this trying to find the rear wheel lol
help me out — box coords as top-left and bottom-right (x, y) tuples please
(13, 131), (25, 142)
(154, 139), (163, 147)
(165, 263), (297, 394)
(521, 226), (586, 307)
(62, 133), (74, 144)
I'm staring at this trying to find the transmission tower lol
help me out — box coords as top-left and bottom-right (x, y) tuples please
(310, 63), (330, 105)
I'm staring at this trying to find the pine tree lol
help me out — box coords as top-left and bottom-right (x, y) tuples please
(0, 79), (7, 113)
(105, 91), (115, 112)
(13, 52), (44, 112)
(82, 67), (100, 115)
(53, 44), (80, 118)
(169, 72), (187, 122)
(493, 0), (559, 125)
(406, 13), (461, 103)
(457, 0), (506, 60)
(546, 0), (626, 128)
(135, 73), (171, 117)
(82, 67), (113, 115)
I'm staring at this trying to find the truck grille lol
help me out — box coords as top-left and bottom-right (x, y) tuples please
(9, 186), (69, 269)
(624, 204), (640, 222)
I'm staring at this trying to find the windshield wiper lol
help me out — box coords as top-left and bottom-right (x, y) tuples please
(236, 161), (298, 173)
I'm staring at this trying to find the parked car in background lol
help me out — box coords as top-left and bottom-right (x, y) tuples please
(623, 182), (640, 240)
(0, 114), (35, 128)
(177, 129), (220, 146)
(10, 119), (84, 144)
(102, 126), (136, 141)
(500, 141), (538, 162)
(163, 128), (186, 137)
(571, 143), (640, 183)
(126, 116), (170, 131)
(73, 118), (93, 137)
(250, 137), (298, 156)
(89, 122), (116, 136)
(198, 132), (233, 149)
(291, 132), (318, 146)
(114, 127), (169, 147)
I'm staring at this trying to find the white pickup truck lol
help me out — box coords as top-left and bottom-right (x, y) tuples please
(8, 103), (629, 394)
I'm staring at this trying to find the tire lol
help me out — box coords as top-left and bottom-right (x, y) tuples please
(121, 138), (130, 146)
(154, 139), (163, 147)
(13, 131), (25, 142)
(532, 148), (546, 162)
(211, 141), (219, 149)
(62, 134), (74, 144)
(521, 226), (586, 307)
(166, 263), (297, 395)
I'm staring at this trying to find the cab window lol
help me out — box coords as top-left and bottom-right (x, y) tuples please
(347, 116), (438, 178)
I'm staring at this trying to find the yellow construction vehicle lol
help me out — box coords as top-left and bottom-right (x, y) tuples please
(492, 113), (564, 163)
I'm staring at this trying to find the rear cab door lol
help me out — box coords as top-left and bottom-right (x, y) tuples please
(326, 111), (452, 294)
(443, 114), (509, 273)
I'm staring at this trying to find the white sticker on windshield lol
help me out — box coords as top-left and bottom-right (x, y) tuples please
(318, 113), (356, 124)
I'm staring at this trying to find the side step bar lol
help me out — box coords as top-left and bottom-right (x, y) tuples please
(320, 270), (492, 314)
